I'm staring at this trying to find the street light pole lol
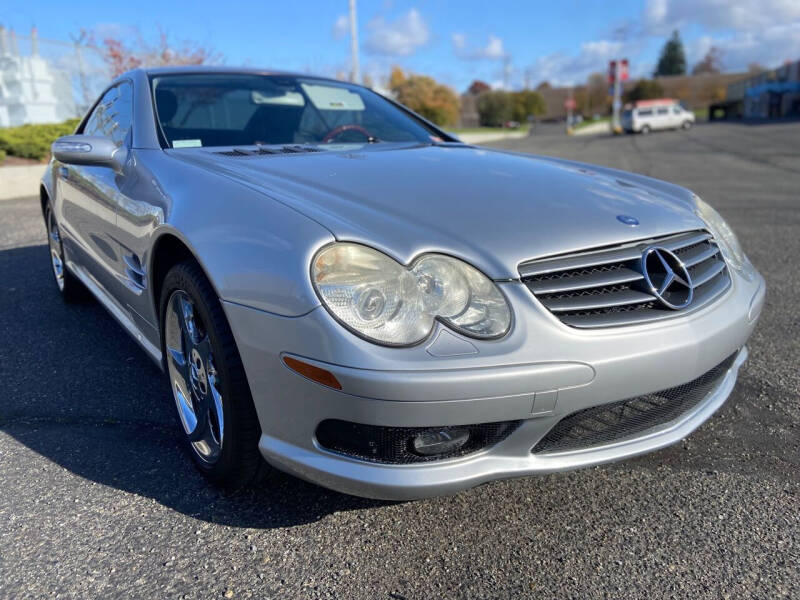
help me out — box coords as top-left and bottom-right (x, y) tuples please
(349, 0), (360, 84)
(612, 60), (622, 134)
(566, 87), (573, 134)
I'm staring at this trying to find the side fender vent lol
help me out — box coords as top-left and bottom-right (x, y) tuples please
(123, 253), (147, 294)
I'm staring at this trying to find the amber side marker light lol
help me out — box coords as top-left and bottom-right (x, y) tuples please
(282, 356), (343, 390)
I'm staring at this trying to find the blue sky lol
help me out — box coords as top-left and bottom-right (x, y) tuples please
(2, 0), (799, 91)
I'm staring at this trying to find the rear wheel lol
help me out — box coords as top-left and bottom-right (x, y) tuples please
(640, 124), (651, 134)
(45, 203), (87, 302)
(160, 260), (269, 487)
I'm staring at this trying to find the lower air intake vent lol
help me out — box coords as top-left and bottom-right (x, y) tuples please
(316, 419), (521, 464)
(531, 352), (738, 454)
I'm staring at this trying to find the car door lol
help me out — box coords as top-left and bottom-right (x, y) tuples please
(672, 105), (685, 127)
(636, 108), (652, 130)
(56, 82), (133, 299)
(655, 106), (670, 130)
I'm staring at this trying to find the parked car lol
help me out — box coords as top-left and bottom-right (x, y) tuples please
(42, 67), (764, 500)
(622, 99), (696, 133)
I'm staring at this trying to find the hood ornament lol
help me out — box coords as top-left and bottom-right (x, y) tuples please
(617, 214), (639, 226)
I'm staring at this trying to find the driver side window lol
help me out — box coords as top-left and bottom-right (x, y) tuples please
(83, 82), (133, 147)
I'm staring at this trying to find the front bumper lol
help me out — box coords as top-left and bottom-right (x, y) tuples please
(224, 268), (765, 500)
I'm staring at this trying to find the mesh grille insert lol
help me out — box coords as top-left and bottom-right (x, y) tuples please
(531, 352), (738, 454)
(316, 420), (522, 464)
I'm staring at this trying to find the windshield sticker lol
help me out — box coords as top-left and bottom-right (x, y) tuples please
(301, 84), (365, 111)
(172, 139), (202, 148)
(251, 90), (305, 106)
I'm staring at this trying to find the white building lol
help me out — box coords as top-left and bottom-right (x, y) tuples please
(0, 27), (76, 127)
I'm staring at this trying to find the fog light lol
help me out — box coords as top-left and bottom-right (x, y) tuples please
(411, 428), (470, 456)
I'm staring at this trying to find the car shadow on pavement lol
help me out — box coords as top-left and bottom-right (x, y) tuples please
(0, 244), (387, 528)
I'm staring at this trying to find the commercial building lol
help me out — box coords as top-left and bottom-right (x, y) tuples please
(725, 60), (800, 119)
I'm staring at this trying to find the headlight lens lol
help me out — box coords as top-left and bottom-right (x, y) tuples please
(312, 243), (511, 346)
(693, 196), (746, 270)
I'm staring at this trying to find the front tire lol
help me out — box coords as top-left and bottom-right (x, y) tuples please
(160, 260), (269, 487)
(682, 120), (692, 130)
(45, 203), (87, 302)
(640, 124), (651, 134)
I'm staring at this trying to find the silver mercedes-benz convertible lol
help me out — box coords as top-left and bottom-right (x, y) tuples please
(42, 66), (765, 500)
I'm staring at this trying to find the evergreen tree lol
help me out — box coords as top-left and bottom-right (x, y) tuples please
(654, 30), (687, 77)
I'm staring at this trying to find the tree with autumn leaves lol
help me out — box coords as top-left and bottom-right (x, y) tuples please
(86, 27), (220, 77)
(388, 67), (461, 127)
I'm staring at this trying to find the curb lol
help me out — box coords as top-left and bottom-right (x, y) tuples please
(458, 131), (529, 145)
(0, 165), (47, 201)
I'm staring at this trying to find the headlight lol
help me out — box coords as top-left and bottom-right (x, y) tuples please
(693, 196), (746, 271)
(311, 243), (511, 346)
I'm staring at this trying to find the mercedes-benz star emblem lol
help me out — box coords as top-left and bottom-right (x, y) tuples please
(640, 246), (694, 310)
(617, 214), (640, 226)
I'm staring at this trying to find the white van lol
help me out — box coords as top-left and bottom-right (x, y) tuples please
(622, 100), (695, 133)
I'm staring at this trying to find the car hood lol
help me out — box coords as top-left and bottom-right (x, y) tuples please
(173, 143), (705, 279)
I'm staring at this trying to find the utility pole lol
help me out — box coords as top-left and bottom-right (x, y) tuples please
(503, 55), (511, 89)
(348, 0), (360, 84)
(566, 87), (574, 134)
(611, 59), (622, 134)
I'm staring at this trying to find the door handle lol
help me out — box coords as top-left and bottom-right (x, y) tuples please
(59, 166), (69, 179)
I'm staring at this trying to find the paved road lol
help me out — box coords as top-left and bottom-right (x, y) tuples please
(1, 122), (798, 599)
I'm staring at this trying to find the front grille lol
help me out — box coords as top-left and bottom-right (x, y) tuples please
(316, 420), (521, 464)
(519, 230), (731, 328)
(531, 352), (738, 454)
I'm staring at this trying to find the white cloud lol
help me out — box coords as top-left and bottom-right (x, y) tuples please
(690, 23), (800, 71)
(526, 40), (628, 87)
(643, 0), (800, 35)
(332, 15), (349, 40)
(483, 36), (506, 59)
(364, 8), (430, 56)
(642, 0), (800, 70)
(525, 0), (800, 87)
(452, 34), (507, 60)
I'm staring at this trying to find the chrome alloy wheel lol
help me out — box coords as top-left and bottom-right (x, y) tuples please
(165, 290), (224, 463)
(47, 210), (65, 291)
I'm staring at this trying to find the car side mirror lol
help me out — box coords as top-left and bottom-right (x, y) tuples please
(51, 135), (128, 173)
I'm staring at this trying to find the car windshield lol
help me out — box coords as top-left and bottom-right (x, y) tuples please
(151, 73), (441, 148)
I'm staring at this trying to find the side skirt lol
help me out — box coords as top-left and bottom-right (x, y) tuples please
(66, 259), (164, 369)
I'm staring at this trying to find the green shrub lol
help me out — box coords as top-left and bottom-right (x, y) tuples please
(624, 79), (665, 103)
(0, 149), (6, 165)
(477, 91), (513, 127)
(511, 90), (546, 123)
(0, 119), (80, 161)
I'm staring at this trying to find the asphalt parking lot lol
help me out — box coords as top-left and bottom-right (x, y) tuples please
(1, 121), (798, 599)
